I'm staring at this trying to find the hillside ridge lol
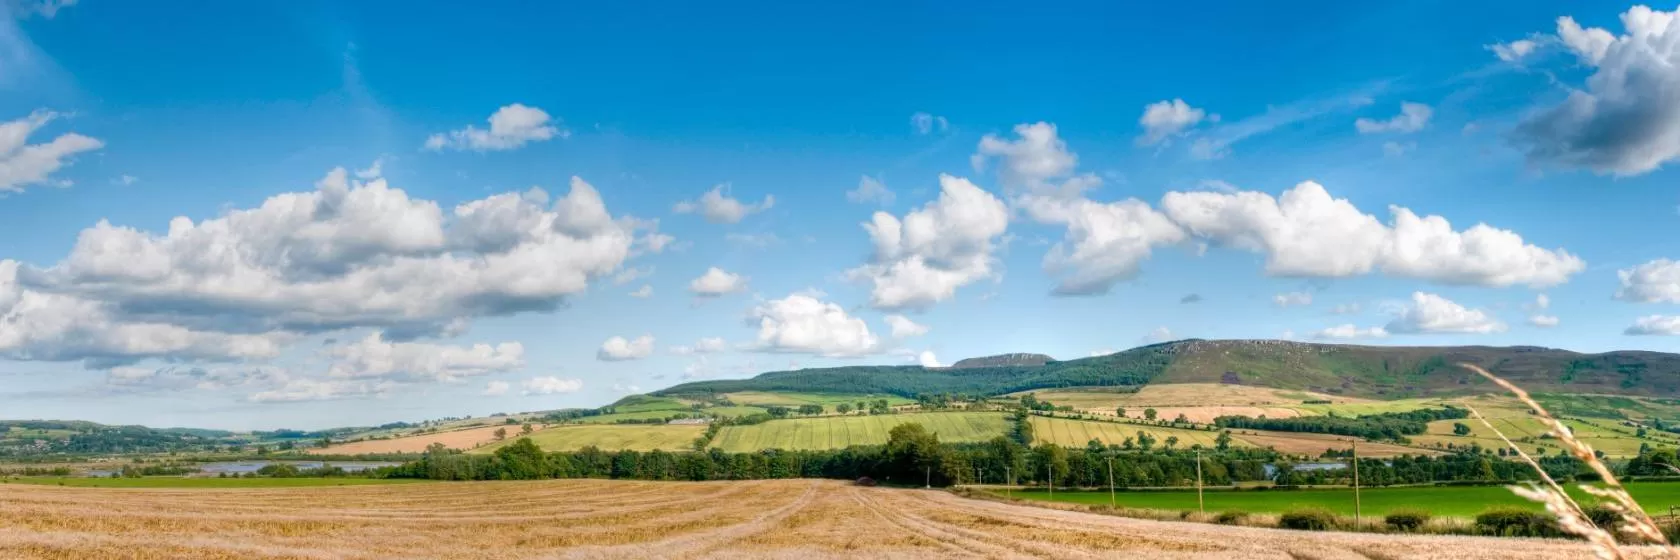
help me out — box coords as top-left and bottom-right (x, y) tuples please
(656, 339), (1680, 401)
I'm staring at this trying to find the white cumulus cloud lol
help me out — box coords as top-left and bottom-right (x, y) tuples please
(673, 185), (774, 224)
(424, 103), (562, 152)
(689, 267), (747, 297)
(327, 331), (524, 382)
(1617, 259), (1680, 303)
(749, 293), (880, 357)
(597, 335), (654, 361)
(482, 380), (510, 396)
(910, 112), (949, 135)
(1137, 98), (1215, 146)
(522, 376), (583, 395)
(1160, 181), (1584, 287)
(847, 174), (1009, 309)
(1386, 292), (1507, 334)
(1506, 6), (1680, 175)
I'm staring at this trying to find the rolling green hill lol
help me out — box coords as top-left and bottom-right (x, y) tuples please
(655, 339), (1680, 401)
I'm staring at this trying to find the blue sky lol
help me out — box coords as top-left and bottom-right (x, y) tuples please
(3, 0), (1679, 430)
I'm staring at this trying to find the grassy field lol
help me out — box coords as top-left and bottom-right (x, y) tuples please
(0, 478), (1606, 558)
(312, 423), (543, 454)
(1409, 394), (1680, 458)
(720, 391), (914, 408)
(1028, 416), (1224, 448)
(1001, 481), (1680, 518)
(0, 476), (422, 488)
(609, 395), (694, 413)
(476, 424), (705, 453)
(711, 412), (1008, 452)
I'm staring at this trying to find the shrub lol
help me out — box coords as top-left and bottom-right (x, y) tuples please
(1214, 510), (1249, 525)
(1474, 507), (1559, 537)
(1582, 504), (1619, 530)
(1384, 509), (1431, 532)
(854, 476), (877, 487)
(1278, 508), (1338, 531)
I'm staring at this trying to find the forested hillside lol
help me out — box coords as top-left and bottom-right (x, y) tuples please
(656, 339), (1680, 401)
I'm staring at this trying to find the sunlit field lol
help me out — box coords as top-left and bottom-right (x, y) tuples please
(0, 479), (1614, 559)
(1001, 481), (1680, 518)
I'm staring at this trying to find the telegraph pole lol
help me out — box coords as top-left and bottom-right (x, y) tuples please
(925, 466), (931, 489)
(1352, 440), (1362, 527)
(1047, 462), (1053, 500)
(1005, 466), (1012, 499)
(1107, 458), (1116, 508)
(1195, 449), (1205, 515)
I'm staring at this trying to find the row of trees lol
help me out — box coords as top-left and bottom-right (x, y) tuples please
(378, 422), (1592, 488)
(1213, 407), (1471, 443)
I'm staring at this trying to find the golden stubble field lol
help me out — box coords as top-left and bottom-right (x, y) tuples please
(0, 479), (1649, 559)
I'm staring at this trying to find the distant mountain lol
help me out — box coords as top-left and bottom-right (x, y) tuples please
(653, 339), (1680, 400)
(950, 353), (1053, 369)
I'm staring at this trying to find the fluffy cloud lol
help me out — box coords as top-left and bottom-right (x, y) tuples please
(0, 167), (639, 367)
(424, 104), (562, 152)
(910, 112), (949, 135)
(749, 293), (880, 356)
(1274, 291), (1313, 307)
(326, 332), (524, 382)
(973, 122), (1086, 193)
(1161, 181), (1583, 287)
(670, 337), (726, 355)
(104, 364), (288, 394)
(1137, 99), (1214, 146)
(1314, 324), (1390, 340)
(597, 335), (655, 361)
(847, 175), (895, 205)
(522, 376), (583, 395)
(847, 174), (1009, 309)
(1355, 102), (1432, 134)
(1025, 195), (1185, 295)
(1529, 315), (1560, 328)
(884, 314), (929, 338)
(1490, 38), (1542, 62)
(917, 350), (942, 368)
(0, 110), (104, 193)
(482, 380), (510, 396)
(689, 267), (747, 297)
(629, 284), (653, 298)
(1617, 259), (1680, 303)
(1627, 315), (1680, 335)
(1507, 6), (1680, 175)
(673, 185), (774, 224)
(1386, 292), (1507, 334)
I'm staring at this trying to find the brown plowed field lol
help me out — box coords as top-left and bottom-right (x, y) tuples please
(0, 478), (1639, 559)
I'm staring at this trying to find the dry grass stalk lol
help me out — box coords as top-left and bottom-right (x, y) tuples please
(1460, 362), (1680, 558)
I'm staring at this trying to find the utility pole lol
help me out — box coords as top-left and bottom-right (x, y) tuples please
(925, 466), (931, 489)
(1107, 457), (1116, 508)
(1195, 449), (1205, 515)
(1005, 466), (1012, 499)
(1047, 462), (1053, 500)
(1352, 440), (1362, 527)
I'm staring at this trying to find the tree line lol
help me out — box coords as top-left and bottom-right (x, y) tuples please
(1213, 407), (1471, 443)
(377, 421), (1590, 488)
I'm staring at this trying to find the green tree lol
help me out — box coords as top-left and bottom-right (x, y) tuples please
(885, 423), (952, 485)
(1452, 422), (1472, 436)
(1164, 436), (1179, 449)
(1144, 408), (1158, 421)
(1215, 430), (1232, 451)
(1115, 407), (1126, 418)
(521, 423), (534, 435)
(1031, 443), (1068, 486)
(837, 403), (853, 414)
(1136, 430), (1157, 451)
(493, 427), (508, 441)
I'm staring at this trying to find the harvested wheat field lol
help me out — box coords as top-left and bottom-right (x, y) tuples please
(0, 478), (1645, 559)
(308, 424), (544, 454)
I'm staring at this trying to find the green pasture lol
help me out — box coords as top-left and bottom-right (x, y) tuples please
(999, 481), (1680, 518)
(711, 412), (1008, 452)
